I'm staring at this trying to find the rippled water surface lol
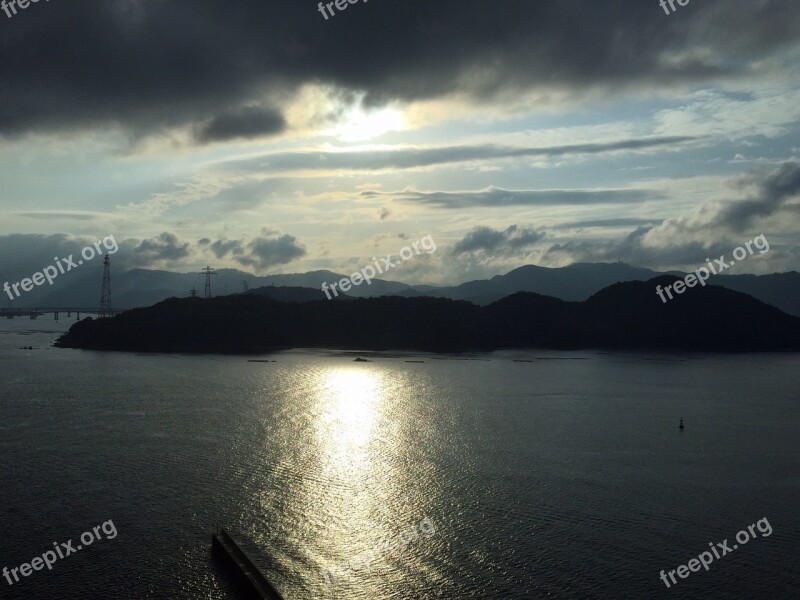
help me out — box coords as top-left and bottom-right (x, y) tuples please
(0, 318), (798, 599)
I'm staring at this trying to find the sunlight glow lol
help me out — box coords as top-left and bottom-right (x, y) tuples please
(329, 107), (405, 142)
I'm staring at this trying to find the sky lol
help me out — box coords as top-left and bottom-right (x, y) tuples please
(1, 0), (799, 285)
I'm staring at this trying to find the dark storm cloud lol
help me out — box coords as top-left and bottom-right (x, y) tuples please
(719, 162), (800, 231)
(542, 160), (800, 267)
(195, 106), (286, 143)
(634, 161), (800, 245)
(364, 186), (654, 208)
(0, 231), (305, 276)
(208, 233), (306, 271)
(0, 232), (189, 276)
(0, 234), (85, 281)
(227, 137), (695, 175)
(0, 0), (797, 138)
(542, 228), (734, 268)
(209, 239), (245, 259)
(452, 225), (545, 256)
(132, 232), (191, 264)
(238, 235), (306, 271)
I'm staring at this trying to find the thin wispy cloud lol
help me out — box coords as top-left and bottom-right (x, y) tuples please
(218, 137), (699, 175)
(362, 187), (655, 209)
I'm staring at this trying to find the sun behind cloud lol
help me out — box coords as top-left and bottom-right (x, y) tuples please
(329, 107), (406, 142)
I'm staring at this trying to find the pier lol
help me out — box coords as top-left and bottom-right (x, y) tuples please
(212, 527), (284, 600)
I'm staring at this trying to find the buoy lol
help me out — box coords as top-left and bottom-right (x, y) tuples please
(679, 417), (685, 430)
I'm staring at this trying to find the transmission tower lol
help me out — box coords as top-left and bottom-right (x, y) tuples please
(99, 254), (112, 318)
(242, 280), (249, 292)
(199, 266), (217, 298)
(190, 286), (198, 298)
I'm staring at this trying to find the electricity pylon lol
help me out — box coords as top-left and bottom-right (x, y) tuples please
(200, 266), (217, 298)
(99, 255), (112, 318)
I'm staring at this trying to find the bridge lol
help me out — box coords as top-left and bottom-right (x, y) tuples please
(3, 256), (123, 321)
(0, 307), (122, 320)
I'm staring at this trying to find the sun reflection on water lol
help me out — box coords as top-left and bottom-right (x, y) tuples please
(255, 361), (439, 598)
(319, 369), (382, 463)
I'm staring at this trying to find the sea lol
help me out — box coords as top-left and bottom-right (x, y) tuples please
(0, 316), (798, 599)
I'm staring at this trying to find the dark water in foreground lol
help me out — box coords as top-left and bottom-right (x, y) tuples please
(0, 318), (798, 599)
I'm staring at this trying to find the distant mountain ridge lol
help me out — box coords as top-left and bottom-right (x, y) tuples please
(409, 263), (800, 317)
(414, 262), (662, 304)
(12, 261), (800, 318)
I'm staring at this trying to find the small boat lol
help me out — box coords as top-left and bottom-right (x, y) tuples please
(353, 357), (371, 362)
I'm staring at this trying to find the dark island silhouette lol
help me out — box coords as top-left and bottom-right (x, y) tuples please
(54, 277), (800, 354)
(242, 285), (351, 303)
